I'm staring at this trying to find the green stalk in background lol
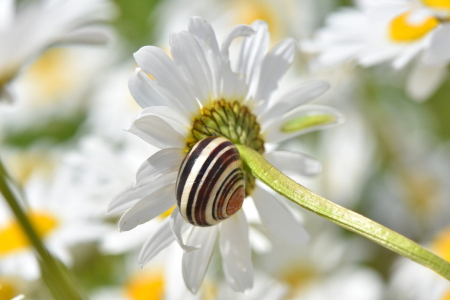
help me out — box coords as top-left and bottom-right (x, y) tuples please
(0, 160), (85, 300)
(236, 145), (450, 281)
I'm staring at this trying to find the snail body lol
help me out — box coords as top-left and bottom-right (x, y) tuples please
(176, 137), (245, 227)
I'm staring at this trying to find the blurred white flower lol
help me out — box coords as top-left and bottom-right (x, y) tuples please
(93, 242), (288, 300)
(0, 165), (108, 280)
(109, 17), (343, 293)
(367, 137), (450, 237)
(0, 0), (116, 103)
(388, 227), (450, 300)
(92, 244), (199, 300)
(303, 0), (450, 101)
(153, 0), (333, 47)
(260, 226), (385, 300)
(85, 60), (144, 143)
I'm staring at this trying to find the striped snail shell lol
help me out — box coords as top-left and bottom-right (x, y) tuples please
(176, 136), (245, 227)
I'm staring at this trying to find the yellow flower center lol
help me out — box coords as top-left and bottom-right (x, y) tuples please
(389, 11), (439, 42)
(431, 228), (450, 262)
(0, 281), (16, 300)
(234, 0), (282, 39)
(124, 270), (165, 300)
(0, 211), (58, 256)
(443, 290), (450, 300)
(430, 228), (450, 300)
(280, 266), (318, 298)
(22, 48), (78, 106)
(423, 0), (450, 10)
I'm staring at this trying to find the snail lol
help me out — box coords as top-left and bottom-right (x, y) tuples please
(176, 136), (246, 227)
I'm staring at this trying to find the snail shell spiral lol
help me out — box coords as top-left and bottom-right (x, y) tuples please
(176, 136), (246, 227)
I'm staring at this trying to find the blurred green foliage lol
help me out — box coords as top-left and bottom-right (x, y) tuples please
(3, 112), (86, 148)
(112, 0), (163, 52)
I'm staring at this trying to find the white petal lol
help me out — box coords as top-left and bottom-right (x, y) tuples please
(100, 222), (159, 255)
(253, 38), (297, 105)
(423, 23), (450, 65)
(170, 207), (199, 252)
(182, 226), (218, 294)
(406, 60), (447, 101)
(248, 226), (272, 253)
(107, 183), (136, 214)
(107, 172), (177, 215)
(219, 62), (248, 102)
(219, 24), (255, 102)
(138, 217), (174, 266)
(221, 24), (255, 58)
(187, 16), (221, 99)
(138, 106), (190, 137)
(118, 183), (176, 231)
(265, 150), (322, 177)
(133, 46), (198, 114)
(128, 69), (168, 108)
(127, 113), (186, 149)
(392, 43), (422, 70)
(0, 0), (14, 30)
(188, 17), (220, 55)
(129, 69), (199, 117)
(135, 148), (185, 185)
(236, 20), (269, 96)
(170, 30), (213, 106)
(263, 105), (345, 144)
(252, 187), (309, 245)
(259, 80), (330, 124)
(55, 25), (113, 45)
(220, 210), (253, 292)
(358, 46), (400, 67)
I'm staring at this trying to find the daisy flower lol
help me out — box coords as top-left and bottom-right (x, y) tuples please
(303, 0), (450, 101)
(108, 17), (344, 293)
(0, 165), (108, 280)
(0, 0), (115, 103)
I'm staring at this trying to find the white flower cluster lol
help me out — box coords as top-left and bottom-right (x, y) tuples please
(0, 0), (449, 299)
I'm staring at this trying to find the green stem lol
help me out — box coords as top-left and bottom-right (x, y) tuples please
(0, 159), (84, 300)
(236, 144), (450, 281)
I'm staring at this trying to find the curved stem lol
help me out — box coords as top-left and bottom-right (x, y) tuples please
(0, 159), (84, 300)
(236, 144), (450, 281)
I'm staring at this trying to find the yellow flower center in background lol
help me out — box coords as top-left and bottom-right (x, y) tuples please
(390, 11), (439, 42)
(0, 211), (58, 256)
(430, 228), (450, 300)
(280, 265), (318, 298)
(423, 0), (450, 10)
(234, 0), (283, 41)
(23, 48), (78, 106)
(0, 281), (16, 300)
(125, 270), (164, 300)
(431, 228), (450, 262)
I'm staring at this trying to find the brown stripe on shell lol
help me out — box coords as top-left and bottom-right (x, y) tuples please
(176, 136), (245, 227)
